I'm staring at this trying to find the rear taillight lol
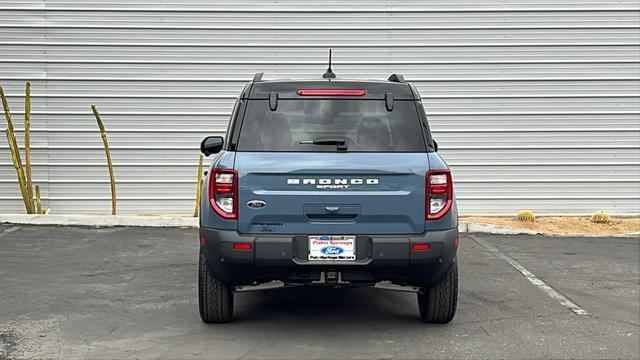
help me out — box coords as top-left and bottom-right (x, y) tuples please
(426, 169), (453, 220)
(209, 168), (238, 219)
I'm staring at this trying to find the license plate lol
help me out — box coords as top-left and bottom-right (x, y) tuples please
(308, 235), (356, 261)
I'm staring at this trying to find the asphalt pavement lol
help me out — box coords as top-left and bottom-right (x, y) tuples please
(0, 224), (638, 359)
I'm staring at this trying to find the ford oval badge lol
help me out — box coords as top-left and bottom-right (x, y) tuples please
(321, 246), (344, 255)
(246, 200), (266, 209)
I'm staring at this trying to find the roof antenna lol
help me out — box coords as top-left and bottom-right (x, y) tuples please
(322, 49), (336, 80)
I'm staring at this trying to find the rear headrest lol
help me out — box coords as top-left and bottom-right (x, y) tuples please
(265, 113), (292, 147)
(357, 116), (391, 148)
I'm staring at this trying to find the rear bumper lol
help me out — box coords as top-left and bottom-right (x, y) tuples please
(200, 227), (458, 287)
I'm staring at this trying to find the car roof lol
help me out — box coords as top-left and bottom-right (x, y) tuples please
(247, 79), (416, 100)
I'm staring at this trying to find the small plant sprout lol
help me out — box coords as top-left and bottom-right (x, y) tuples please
(35, 184), (43, 214)
(591, 211), (611, 224)
(515, 210), (536, 222)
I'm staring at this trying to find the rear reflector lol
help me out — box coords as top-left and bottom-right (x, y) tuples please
(412, 243), (431, 252)
(232, 242), (252, 251)
(297, 89), (366, 96)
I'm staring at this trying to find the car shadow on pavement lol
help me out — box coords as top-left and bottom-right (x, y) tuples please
(231, 286), (426, 325)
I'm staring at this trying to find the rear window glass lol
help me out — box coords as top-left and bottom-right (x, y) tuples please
(236, 100), (426, 152)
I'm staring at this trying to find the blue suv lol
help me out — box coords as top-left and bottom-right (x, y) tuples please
(198, 72), (458, 323)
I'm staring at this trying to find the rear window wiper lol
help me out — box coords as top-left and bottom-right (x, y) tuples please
(300, 138), (348, 151)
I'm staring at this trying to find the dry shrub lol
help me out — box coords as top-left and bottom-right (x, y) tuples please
(515, 210), (536, 222)
(591, 211), (611, 224)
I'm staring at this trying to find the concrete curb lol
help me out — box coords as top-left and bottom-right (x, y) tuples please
(458, 220), (540, 235)
(0, 214), (199, 228)
(1, 214), (636, 237)
(1, 214), (535, 235)
(621, 232), (640, 238)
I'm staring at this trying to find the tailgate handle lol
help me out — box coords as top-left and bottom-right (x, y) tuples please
(306, 213), (358, 222)
(304, 204), (360, 222)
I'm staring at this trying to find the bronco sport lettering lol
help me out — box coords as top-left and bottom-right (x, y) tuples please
(287, 178), (379, 189)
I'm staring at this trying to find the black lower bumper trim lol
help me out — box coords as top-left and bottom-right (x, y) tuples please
(200, 227), (458, 287)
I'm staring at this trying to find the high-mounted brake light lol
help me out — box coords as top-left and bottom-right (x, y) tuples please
(209, 168), (238, 219)
(426, 169), (453, 220)
(297, 89), (366, 96)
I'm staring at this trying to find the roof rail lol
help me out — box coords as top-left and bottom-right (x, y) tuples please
(387, 73), (405, 83)
(252, 72), (264, 82)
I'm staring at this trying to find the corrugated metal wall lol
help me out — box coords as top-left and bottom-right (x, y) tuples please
(1, 0), (639, 215)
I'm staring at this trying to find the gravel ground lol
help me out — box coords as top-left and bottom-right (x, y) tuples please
(462, 216), (640, 236)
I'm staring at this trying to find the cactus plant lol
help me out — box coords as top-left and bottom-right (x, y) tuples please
(194, 154), (204, 217)
(515, 210), (536, 222)
(91, 105), (117, 215)
(4, 129), (32, 212)
(591, 211), (611, 224)
(24, 81), (34, 210)
(1, 84), (34, 213)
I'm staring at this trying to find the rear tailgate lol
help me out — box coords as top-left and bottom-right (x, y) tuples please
(236, 152), (428, 235)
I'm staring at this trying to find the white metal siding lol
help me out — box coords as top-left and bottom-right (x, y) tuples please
(1, 0), (639, 215)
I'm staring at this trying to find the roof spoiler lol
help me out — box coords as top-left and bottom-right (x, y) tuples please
(388, 73), (405, 83)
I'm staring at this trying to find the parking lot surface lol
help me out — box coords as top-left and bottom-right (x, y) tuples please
(0, 224), (638, 359)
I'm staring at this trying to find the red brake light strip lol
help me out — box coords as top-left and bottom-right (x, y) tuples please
(297, 89), (366, 96)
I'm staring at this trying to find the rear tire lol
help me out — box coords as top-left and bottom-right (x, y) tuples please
(417, 261), (458, 323)
(199, 253), (234, 323)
